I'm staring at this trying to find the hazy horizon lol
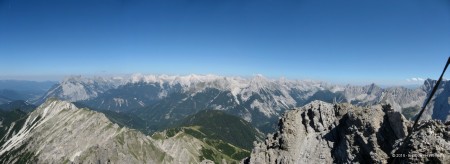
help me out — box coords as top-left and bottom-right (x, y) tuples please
(0, 73), (436, 88)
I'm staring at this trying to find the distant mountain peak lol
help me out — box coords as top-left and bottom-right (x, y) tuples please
(38, 99), (78, 116)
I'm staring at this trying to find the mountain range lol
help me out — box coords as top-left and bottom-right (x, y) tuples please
(36, 74), (449, 133)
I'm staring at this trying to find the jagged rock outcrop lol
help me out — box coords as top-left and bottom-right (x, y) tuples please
(391, 120), (450, 163)
(244, 100), (449, 163)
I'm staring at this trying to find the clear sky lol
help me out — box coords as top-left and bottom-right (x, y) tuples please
(1, 0), (449, 85)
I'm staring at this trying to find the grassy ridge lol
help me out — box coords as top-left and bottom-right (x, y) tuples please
(179, 110), (263, 150)
(155, 110), (264, 163)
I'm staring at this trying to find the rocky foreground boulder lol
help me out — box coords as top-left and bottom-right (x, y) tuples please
(244, 100), (450, 163)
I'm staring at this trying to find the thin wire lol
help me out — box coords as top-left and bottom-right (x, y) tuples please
(393, 57), (450, 163)
(411, 57), (450, 131)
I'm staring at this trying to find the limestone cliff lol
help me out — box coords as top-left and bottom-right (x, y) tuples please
(244, 101), (449, 163)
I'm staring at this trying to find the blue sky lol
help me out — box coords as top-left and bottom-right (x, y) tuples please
(0, 0), (449, 85)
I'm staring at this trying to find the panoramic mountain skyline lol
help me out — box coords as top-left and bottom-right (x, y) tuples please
(2, 0), (450, 163)
(1, 0), (449, 85)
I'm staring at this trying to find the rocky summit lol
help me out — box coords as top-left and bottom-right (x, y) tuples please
(244, 100), (450, 164)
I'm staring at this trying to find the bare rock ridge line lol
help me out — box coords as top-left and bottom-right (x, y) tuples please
(0, 99), (172, 163)
(0, 99), (246, 163)
(244, 101), (450, 163)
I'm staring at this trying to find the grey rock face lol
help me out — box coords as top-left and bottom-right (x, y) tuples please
(0, 99), (238, 164)
(391, 120), (450, 163)
(425, 79), (450, 121)
(36, 76), (124, 103)
(245, 101), (448, 164)
(0, 99), (171, 163)
(248, 101), (337, 163)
